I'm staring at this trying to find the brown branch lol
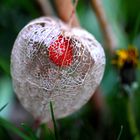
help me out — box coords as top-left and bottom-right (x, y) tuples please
(91, 0), (117, 53)
(37, 0), (53, 16)
(54, 0), (80, 27)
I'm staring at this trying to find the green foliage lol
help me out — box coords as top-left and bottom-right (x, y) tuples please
(120, 0), (140, 41)
(0, 117), (31, 140)
(0, 103), (56, 140)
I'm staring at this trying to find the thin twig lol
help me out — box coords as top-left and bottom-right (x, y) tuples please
(54, 0), (80, 27)
(37, 0), (53, 16)
(91, 0), (117, 53)
(68, 0), (79, 27)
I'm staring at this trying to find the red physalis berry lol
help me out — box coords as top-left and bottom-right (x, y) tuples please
(48, 35), (73, 67)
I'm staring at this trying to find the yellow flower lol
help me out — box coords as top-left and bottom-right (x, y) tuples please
(112, 45), (139, 68)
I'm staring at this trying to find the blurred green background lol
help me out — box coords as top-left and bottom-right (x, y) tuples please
(0, 0), (140, 140)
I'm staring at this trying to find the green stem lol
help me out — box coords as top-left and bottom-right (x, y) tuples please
(50, 101), (58, 140)
(117, 125), (123, 140)
(127, 96), (140, 140)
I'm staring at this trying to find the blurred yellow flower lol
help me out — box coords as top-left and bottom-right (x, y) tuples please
(112, 45), (139, 68)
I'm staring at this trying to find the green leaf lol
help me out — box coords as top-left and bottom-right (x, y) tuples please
(0, 103), (8, 112)
(0, 77), (13, 118)
(21, 123), (38, 140)
(0, 117), (31, 140)
(0, 57), (10, 76)
(40, 124), (55, 140)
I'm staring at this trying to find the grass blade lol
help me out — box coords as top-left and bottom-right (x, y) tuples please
(117, 125), (123, 140)
(0, 117), (31, 140)
(40, 124), (55, 140)
(50, 101), (59, 140)
(21, 123), (38, 140)
(0, 103), (8, 112)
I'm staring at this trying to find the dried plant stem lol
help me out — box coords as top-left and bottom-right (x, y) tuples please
(37, 0), (53, 16)
(91, 0), (116, 53)
(68, 0), (79, 27)
(54, 0), (80, 27)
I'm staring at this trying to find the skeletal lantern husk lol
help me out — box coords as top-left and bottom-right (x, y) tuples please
(11, 17), (105, 123)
